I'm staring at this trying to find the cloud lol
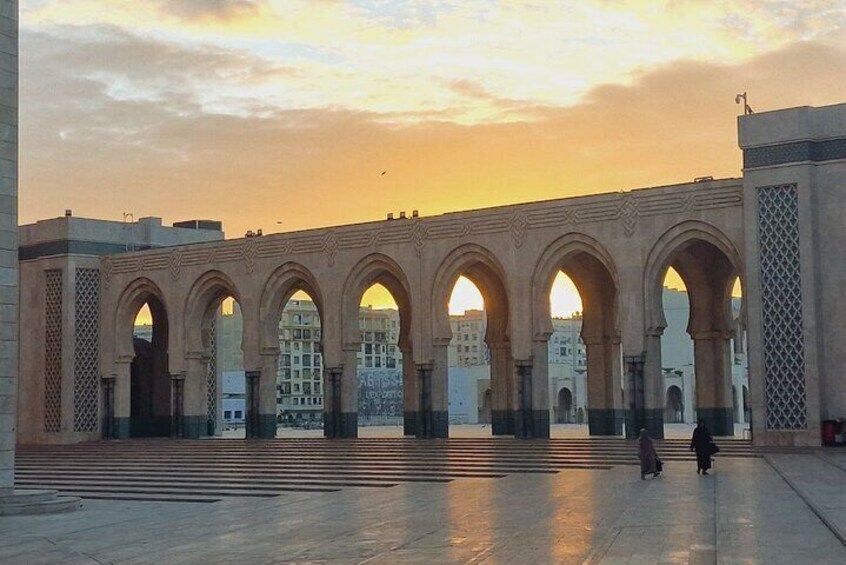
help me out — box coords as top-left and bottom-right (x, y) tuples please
(22, 1), (846, 124)
(153, 0), (268, 23)
(17, 23), (846, 238)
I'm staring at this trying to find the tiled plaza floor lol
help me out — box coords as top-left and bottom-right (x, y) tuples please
(2, 438), (844, 564)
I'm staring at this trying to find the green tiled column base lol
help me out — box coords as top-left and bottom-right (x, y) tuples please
(404, 412), (417, 436)
(108, 417), (131, 439)
(512, 410), (550, 439)
(180, 416), (206, 439)
(697, 407), (735, 436)
(334, 412), (358, 438)
(491, 410), (514, 436)
(432, 411), (449, 439)
(256, 414), (277, 439)
(625, 409), (665, 439)
(531, 410), (550, 439)
(130, 417), (171, 438)
(588, 409), (624, 436)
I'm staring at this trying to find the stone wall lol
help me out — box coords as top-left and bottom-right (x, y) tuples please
(0, 0), (16, 491)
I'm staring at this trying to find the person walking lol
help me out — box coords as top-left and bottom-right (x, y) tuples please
(690, 420), (714, 475)
(638, 428), (662, 480)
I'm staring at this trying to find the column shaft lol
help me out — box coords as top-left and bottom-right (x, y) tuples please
(112, 362), (132, 438)
(490, 344), (514, 435)
(530, 341), (551, 438)
(337, 348), (358, 438)
(256, 355), (278, 438)
(693, 334), (735, 436)
(429, 344), (449, 438)
(401, 349), (417, 435)
(586, 338), (624, 435)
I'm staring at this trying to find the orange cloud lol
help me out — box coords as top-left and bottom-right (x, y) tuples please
(18, 25), (846, 240)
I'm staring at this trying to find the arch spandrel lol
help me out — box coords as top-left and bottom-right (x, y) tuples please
(643, 220), (743, 336)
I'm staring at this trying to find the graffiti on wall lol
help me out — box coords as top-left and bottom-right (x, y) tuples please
(358, 369), (402, 424)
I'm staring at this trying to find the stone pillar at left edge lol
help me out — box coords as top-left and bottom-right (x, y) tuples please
(0, 0), (17, 496)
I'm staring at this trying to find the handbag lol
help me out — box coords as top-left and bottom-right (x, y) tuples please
(655, 458), (663, 472)
(708, 442), (720, 455)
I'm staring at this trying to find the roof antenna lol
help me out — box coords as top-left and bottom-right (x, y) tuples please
(735, 92), (753, 115)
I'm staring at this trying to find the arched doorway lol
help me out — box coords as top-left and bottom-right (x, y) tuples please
(357, 283), (404, 429)
(665, 385), (683, 424)
(129, 297), (170, 437)
(648, 229), (742, 438)
(535, 236), (622, 437)
(433, 245), (512, 437)
(340, 254), (414, 438)
(260, 263), (325, 439)
(557, 387), (573, 423)
(277, 291), (323, 432)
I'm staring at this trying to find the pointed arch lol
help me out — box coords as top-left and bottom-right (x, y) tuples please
(115, 277), (168, 361)
(342, 253), (413, 349)
(532, 233), (620, 340)
(431, 244), (510, 343)
(644, 221), (743, 334)
(184, 270), (243, 355)
(259, 262), (324, 353)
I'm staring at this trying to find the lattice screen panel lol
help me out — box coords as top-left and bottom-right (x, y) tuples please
(73, 268), (101, 432)
(43, 269), (63, 433)
(757, 184), (807, 430)
(207, 316), (217, 423)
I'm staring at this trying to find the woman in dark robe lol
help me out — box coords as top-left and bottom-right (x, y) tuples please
(690, 420), (713, 475)
(638, 429), (661, 479)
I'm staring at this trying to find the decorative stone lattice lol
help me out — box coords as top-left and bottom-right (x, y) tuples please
(73, 268), (101, 432)
(43, 269), (63, 433)
(757, 184), (807, 430)
(207, 317), (217, 424)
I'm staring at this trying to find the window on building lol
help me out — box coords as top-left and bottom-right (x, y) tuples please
(293, 329), (302, 339)
(375, 332), (386, 342)
(281, 354), (291, 367)
(314, 382), (321, 394)
(224, 410), (232, 419)
(293, 383), (300, 393)
(365, 356), (373, 368)
(375, 357), (382, 368)
(303, 354), (311, 367)
(303, 329), (311, 340)
(365, 343), (372, 355)
(303, 382), (312, 394)
(234, 410), (243, 419)
(387, 358), (396, 369)
(281, 382), (291, 394)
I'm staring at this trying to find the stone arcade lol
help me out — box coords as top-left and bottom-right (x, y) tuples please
(13, 102), (846, 449)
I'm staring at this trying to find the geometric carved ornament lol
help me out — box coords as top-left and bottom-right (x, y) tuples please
(73, 268), (101, 432)
(43, 269), (63, 433)
(757, 184), (807, 430)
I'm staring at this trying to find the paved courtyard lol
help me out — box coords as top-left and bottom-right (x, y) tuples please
(2, 433), (846, 564)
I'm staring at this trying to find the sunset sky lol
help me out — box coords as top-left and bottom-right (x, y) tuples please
(20, 1), (844, 316)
